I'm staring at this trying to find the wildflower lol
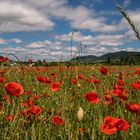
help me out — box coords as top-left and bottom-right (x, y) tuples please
(28, 59), (33, 63)
(85, 92), (100, 104)
(76, 107), (84, 121)
(21, 108), (31, 117)
(33, 95), (39, 100)
(50, 73), (56, 79)
(50, 82), (61, 92)
(2, 95), (12, 104)
(126, 103), (140, 114)
(0, 57), (9, 63)
(21, 101), (28, 107)
(52, 115), (64, 125)
(27, 99), (34, 107)
(37, 75), (44, 82)
(31, 105), (42, 115)
(114, 118), (130, 132)
(5, 82), (24, 97)
(0, 77), (6, 83)
(135, 68), (140, 75)
(118, 79), (125, 86)
(71, 78), (78, 85)
(104, 94), (115, 106)
(78, 74), (85, 80)
(100, 116), (117, 135)
(109, 89), (128, 101)
(100, 116), (130, 135)
(131, 81), (140, 90)
(5, 115), (14, 122)
(43, 77), (51, 84)
(25, 90), (32, 96)
(100, 66), (108, 75)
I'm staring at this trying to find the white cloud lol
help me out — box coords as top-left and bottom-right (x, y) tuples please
(0, 38), (22, 44)
(120, 8), (140, 33)
(55, 32), (126, 46)
(26, 0), (67, 8)
(0, 0), (139, 61)
(0, 1), (54, 32)
(9, 38), (23, 43)
(0, 38), (7, 44)
(54, 32), (133, 58)
(26, 40), (62, 49)
(0, 0), (127, 33)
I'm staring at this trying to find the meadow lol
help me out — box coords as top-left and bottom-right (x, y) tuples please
(0, 64), (140, 140)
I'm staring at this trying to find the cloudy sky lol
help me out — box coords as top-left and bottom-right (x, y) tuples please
(0, 0), (140, 61)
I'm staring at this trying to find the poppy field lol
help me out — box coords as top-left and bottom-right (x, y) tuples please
(0, 65), (140, 140)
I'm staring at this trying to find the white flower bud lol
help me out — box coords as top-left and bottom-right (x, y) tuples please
(76, 107), (84, 121)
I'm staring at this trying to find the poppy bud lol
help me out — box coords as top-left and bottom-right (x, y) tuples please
(76, 107), (84, 121)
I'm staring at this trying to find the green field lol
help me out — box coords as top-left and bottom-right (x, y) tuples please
(0, 65), (140, 140)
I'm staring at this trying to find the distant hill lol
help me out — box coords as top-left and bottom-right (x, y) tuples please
(71, 55), (98, 62)
(100, 51), (140, 59)
(71, 51), (140, 64)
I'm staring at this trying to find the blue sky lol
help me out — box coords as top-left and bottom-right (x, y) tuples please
(0, 0), (140, 61)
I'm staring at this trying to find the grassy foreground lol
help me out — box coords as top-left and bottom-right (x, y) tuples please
(0, 65), (140, 140)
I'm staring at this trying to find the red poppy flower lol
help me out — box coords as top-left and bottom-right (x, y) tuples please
(93, 79), (99, 84)
(114, 118), (130, 132)
(33, 95), (39, 100)
(31, 105), (42, 115)
(27, 99), (34, 107)
(100, 116), (130, 135)
(5, 115), (14, 122)
(5, 82), (24, 97)
(131, 81), (140, 90)
(2, 95), (12, 104)
(50, 82), (61, 92)
(21, 101), (28, 107)
(37, 75), (44, 82)
(50, 73), (56, 79)
(0, 57), (9, 63)
(52, 115), (64, 125)
(117, 92), (128, 101)
(110, 89), (128, 101)
(28, 59), (33, 63)
(0, 77), (6, 83)
(85, 92), (100, 104)
(118, 79), (125, 86)
(25, 90), (32, 96)
(100, 66), (108, 75)
(86, 78), (99, 84)
(78, 74), (85, 80)
(71, 78), (78, 85)
(100, 116), (117, 135)
(21, 108), (31, 117)
(126, 103), (140, 114)
(43, 77), (51, 84)
(104, 94), (115, 106)
(114, 85), (124, 90)
(135, 68), (140, 75)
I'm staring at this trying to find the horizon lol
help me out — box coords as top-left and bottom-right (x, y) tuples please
(1, 50), (140, 62)
(0, 0), (140, 61)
